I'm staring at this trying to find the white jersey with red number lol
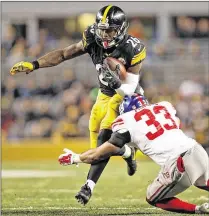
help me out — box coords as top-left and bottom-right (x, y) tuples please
(112, 101), (196, 166)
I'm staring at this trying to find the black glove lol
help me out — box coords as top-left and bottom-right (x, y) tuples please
(102, 64), (122, 89)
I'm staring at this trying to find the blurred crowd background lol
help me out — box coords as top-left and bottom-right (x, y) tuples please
(1, 2), (209, 147)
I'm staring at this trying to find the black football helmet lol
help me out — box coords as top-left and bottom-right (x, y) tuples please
(95, 5), (129, 49)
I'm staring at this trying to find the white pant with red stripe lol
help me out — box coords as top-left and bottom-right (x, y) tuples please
(146, 143), (209, 203)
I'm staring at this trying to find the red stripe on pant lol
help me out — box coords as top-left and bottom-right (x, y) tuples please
(148, 185), (165, 202)
(155, 197), (196, 214)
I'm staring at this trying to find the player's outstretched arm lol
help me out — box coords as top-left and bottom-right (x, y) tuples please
(10, 41), (86, 75)
(59, 128), (131, 165)
(58, 142), (119, 165)
(79, 142), (119, 164)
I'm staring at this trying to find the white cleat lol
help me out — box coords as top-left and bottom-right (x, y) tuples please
(196, 203), (209, 214)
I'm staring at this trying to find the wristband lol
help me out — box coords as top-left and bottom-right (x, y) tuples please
(32, 60), (40, 70)
(73, 154), (82, 163)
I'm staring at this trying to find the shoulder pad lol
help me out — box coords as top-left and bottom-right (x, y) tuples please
(111, 117), (125, 132)
(82, 24), (95, 50)
(125, 36), (146, 67)
(158, 101), (177, 115)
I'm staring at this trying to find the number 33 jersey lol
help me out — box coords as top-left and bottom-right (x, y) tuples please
(82, 24), (146, 96)
(112, 101), (196, 166)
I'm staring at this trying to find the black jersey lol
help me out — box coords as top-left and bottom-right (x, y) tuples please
(82, 24), (146, 97)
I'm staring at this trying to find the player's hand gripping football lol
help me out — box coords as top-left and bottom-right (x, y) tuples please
(101, 62), (121, 89)
(58, 148), (78, 166)
(10, 61), (34, 75)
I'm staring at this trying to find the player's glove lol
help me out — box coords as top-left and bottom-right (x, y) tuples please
(101, 64), (122, 89)
(58, 148), (79, 166)
(10, 61), (39, 75)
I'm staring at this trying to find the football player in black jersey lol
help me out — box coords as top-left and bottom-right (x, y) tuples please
(10, 5), (146, 205)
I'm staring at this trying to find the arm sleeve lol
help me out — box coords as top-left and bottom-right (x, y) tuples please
(115, 73), (139, 96)
(111, 116), (132, 146)
(108, 130), (131, 148)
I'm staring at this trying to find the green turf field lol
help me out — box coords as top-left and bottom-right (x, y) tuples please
(2, 159), (208, 216)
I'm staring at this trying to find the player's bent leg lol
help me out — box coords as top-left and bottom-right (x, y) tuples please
(75, 129), (112, 205)
(101, 94), (137, 176)
(75, 132), (133, 206)
(146, 161), (197, 214)
(86, 129), (112, 183)
(146, 146), (209, 214)
(76, 92), (111, 205)
(77, 128), (134, 205)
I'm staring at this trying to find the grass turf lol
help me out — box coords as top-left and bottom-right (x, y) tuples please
(2, 159), (208, 216)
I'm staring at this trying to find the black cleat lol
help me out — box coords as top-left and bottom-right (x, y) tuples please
(75, 184), (92, 205)
(123, 146), (137, 176)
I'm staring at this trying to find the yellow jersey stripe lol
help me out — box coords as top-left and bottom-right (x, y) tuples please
(82, 32), (86, 40)
(131, 48), (146, 65)
(82, 32), (87, 47)
(132, 47), (146, 59)
(102, 5), (112, 23)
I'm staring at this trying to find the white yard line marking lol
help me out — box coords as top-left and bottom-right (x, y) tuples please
(4, 189), (78, 193)
(196, 196), (209, 201)
(2, 170), (75, 178)
(2, 206), (158, 210)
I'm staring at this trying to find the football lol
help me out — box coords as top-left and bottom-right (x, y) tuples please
(104, 57), (127, 81)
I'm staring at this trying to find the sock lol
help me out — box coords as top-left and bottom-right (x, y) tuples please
(195, 205), (201, 214)
(73, 154), (82, 163)
(121, 145), (131, 158)
(113, 146), (125, 156)
(113, 145), (131, 158)
(87, 129), (112, 183)
(153, 197), (196, 214)
(86, 179), (95, 192)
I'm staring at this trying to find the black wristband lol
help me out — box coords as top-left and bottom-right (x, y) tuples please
(32, 60), (40, 70)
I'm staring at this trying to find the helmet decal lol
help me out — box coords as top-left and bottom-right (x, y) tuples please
(119, 94), (149, 115)
(101, 5), (112, 24)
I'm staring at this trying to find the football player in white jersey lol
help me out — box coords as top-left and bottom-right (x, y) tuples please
(59, 94), (209, 214)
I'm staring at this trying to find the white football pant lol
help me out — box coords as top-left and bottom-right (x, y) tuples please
(147, 143), (209, 203)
